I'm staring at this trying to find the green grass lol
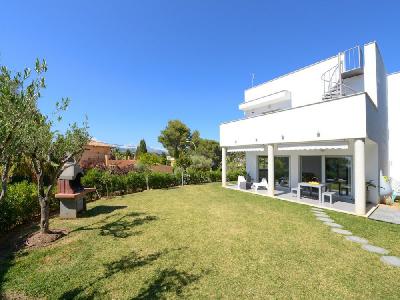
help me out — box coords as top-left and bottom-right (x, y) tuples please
(1, 183), (400, 299)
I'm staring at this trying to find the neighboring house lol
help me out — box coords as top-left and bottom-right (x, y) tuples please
(80, 140), (112, 167)
(220, 41), (399, 216)
(166, 155), (176, 167)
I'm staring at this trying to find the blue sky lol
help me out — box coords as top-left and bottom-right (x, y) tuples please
(1, 1), (399, 150)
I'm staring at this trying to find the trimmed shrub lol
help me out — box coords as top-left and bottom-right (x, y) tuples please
(0, 181), (37, 233)
(148, 173), (179, 189)
(185, 170), (210, 185)
(81, 168), (104, 194)
(126, 172), (147, 192)
(209, 170), (222, 182)
(227, 169), (246, 182)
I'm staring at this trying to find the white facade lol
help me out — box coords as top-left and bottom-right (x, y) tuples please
(220, 42), (398, 216)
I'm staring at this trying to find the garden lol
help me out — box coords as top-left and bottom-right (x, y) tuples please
(1, 183), (400, 299)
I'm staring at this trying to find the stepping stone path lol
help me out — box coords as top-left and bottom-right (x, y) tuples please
(323, 222), (343, 228)
(361, 244), (389, 255)
(345, 236), (369, 244)
(331, 228), (352, 235)
(317, 217), (334, 223)
(380, 256), (400, 267)
(314, 214), (329, 219)
(310, 207), (400, 268)
(311, 208), (324, 212)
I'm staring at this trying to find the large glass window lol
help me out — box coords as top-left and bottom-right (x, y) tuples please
(325, 157), (352, 196)
(257, 156), (290, 187)
(275, 157), (290, 187)
(258, 156), (268, 181)
(300, 156), (322, 182)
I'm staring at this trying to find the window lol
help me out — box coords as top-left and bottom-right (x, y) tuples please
(258, 156), (268, 181)
(257, 156), (290, 187)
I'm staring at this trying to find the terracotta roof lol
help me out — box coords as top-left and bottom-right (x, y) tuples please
(88, 140), (112, 147)
(108, 160), (136, 168)
(151, 165), (174, 174)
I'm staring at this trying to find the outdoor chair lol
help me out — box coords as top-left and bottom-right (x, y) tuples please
(252, 178), (268, 191)
(238, 176), (252, 190)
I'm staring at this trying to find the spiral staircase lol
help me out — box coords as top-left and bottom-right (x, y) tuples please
(321, 46), (364, 101)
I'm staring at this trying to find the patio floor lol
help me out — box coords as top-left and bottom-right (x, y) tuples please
(226, 184), (376, 215)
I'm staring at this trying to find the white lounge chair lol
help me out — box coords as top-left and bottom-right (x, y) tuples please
(237, 176), (246, 188)
(252, 178), (268, 191)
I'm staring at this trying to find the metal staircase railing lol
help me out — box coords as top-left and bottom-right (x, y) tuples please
(321, 47), (361, 101)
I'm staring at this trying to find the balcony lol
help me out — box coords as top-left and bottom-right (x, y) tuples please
(220, 93), (376, 147)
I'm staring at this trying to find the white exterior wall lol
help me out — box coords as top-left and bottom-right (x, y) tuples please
(364, 42), (389, 178)
(244, 56), (339, 108)
(221, 93), (370, 147)
(388, 72), (400, 181)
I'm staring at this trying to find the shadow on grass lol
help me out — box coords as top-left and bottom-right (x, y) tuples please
(132, 268), (207, 300)
(58, 248), (195, 300)
(0, 224), (40, 297)
(71, 212), (158, 239)
(82, 205), (128, 218)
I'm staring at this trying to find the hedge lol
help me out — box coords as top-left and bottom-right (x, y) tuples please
(0, 181), (58, 233)
(81, 168), (246, 197)
(0, 169), (246, 233)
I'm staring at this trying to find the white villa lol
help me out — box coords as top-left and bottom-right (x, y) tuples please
(220, 41), (400, 216)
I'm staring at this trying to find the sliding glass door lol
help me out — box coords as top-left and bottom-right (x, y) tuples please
(325, 157), (352, 196)
(300, 156), (322, 182)
(257, 156), (290, 187)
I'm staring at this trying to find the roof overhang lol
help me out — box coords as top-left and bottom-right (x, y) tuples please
(277, 141), (349, 151)
(239, 90), (291, 111)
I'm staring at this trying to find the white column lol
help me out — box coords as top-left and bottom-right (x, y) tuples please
(267, 144), (275, 196)
(222, 147), (227, 187)
(354, 139), (366, 215)
(321, 155), (326, 183)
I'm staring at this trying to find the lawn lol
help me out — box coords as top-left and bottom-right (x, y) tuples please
(1, 183), (400, 299)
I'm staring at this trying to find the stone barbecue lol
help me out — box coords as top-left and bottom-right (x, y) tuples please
(55, 161), (95, 218)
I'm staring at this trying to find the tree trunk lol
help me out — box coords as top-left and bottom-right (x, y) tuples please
(146, 174), (149, 191)
(36, 170), (50, 234)
(0, 159), (11, 202)
(39, 195), (50, 233)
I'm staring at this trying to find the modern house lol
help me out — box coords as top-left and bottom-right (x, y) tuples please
(220, 41), (400, 216)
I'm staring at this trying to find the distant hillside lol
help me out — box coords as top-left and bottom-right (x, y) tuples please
(116, 146), (166, 155)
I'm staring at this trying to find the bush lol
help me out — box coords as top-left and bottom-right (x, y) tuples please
(209, 170), (222, 182)
(148, 173), (179, 189)
(227, 169), (246, 181)
(126, 172), (147, 192)
(81, 168), (103, 193)
(185, 170), (210, 185)
(0, 181), (38, 233)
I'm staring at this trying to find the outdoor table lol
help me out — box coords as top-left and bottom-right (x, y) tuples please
(297, 182), (329, 203)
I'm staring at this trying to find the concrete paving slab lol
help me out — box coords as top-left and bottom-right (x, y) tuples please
(331, 228), (352, 235)
(362, 244), (389, 255)
(345, 236), (369, 244)
(369, 205), (400, 225)
(323, 222), (343, 228)
(380, 256), (400, 267)
(317, 217), (334, 222)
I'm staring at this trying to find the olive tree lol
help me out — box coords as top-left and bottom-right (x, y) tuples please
(0, 59), (46, 201)
(28, 114), (89, 233)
